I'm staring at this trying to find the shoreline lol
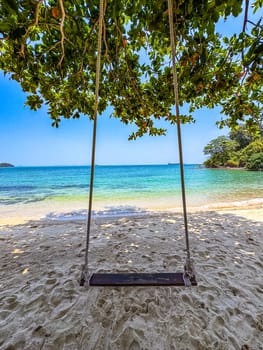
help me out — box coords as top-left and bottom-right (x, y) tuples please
(0, 197), (263, 226)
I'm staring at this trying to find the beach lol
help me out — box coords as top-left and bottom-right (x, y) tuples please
(1, 164), (263, 349)
(0, 206), (263, 349)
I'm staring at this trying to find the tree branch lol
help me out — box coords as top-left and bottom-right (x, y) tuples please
(102, 0), (110, 62)
(103, 18), (110, 63)
(57, 0), (66, 68)
(241, 0), (252, 66)
(242, 0), (250, 32)
(78, 20), (99, 73)
(19, 0), (43, 57)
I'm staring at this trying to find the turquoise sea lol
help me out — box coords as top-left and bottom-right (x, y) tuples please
(0, 165), (262, 217)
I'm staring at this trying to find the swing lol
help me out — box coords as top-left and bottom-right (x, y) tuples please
(80, 0), (197, 287)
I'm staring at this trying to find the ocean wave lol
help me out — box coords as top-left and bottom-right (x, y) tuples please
(54, 184), (88, 189)
(0, 185), (35, 192)
(0, 195), (50, 205)
(191, 197), (263, 210)
(46, 210), (88, 221)
(0, 199), (22, 205)
(45, 206), (149, 221)
(25, 196), (50, 204)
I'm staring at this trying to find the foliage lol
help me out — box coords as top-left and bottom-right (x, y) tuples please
(229, 124), (253, 149)
(203, 135), (239, 166)
(0, 0), (262, 138)
(204, 125), (263, 169)
(240, 138), (263, 165)
(225, 159), (240, 168)
(246, 152), (263, 170)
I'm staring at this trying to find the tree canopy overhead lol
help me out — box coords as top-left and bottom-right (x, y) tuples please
(0, 0), (262, 139)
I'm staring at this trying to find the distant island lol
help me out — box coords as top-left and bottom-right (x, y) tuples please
(0, 163), (14, 168)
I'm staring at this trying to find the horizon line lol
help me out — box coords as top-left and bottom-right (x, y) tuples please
(4, 162), (203, 167)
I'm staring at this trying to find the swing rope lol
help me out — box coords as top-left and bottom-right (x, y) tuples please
(80, 0), (196, 287)
(80, 0), (105, 285)
(167, 0), (195, 283)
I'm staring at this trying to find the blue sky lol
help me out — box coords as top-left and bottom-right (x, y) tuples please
(0, 72), (227, 166)
(0, 9), (253, 166)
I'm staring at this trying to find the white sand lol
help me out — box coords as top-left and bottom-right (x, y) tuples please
(0, 211), (263, 349)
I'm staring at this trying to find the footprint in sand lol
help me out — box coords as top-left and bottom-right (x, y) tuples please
(129, 339), (140, 350)
(255, 313), (263, 331)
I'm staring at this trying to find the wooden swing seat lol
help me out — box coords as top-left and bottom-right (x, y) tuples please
(84, 272), (197, 286)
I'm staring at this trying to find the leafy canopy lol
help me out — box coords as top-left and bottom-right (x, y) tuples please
(0, 0), (262, 138)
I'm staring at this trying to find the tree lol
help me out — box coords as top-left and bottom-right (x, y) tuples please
(240, 138), (263, 166)
(246, 152), (263, 170)
(203, 136), (239, 167)
(229, 124), (253, 149)
(204, 128), (263, 169)
(0, 0), (262, 138)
